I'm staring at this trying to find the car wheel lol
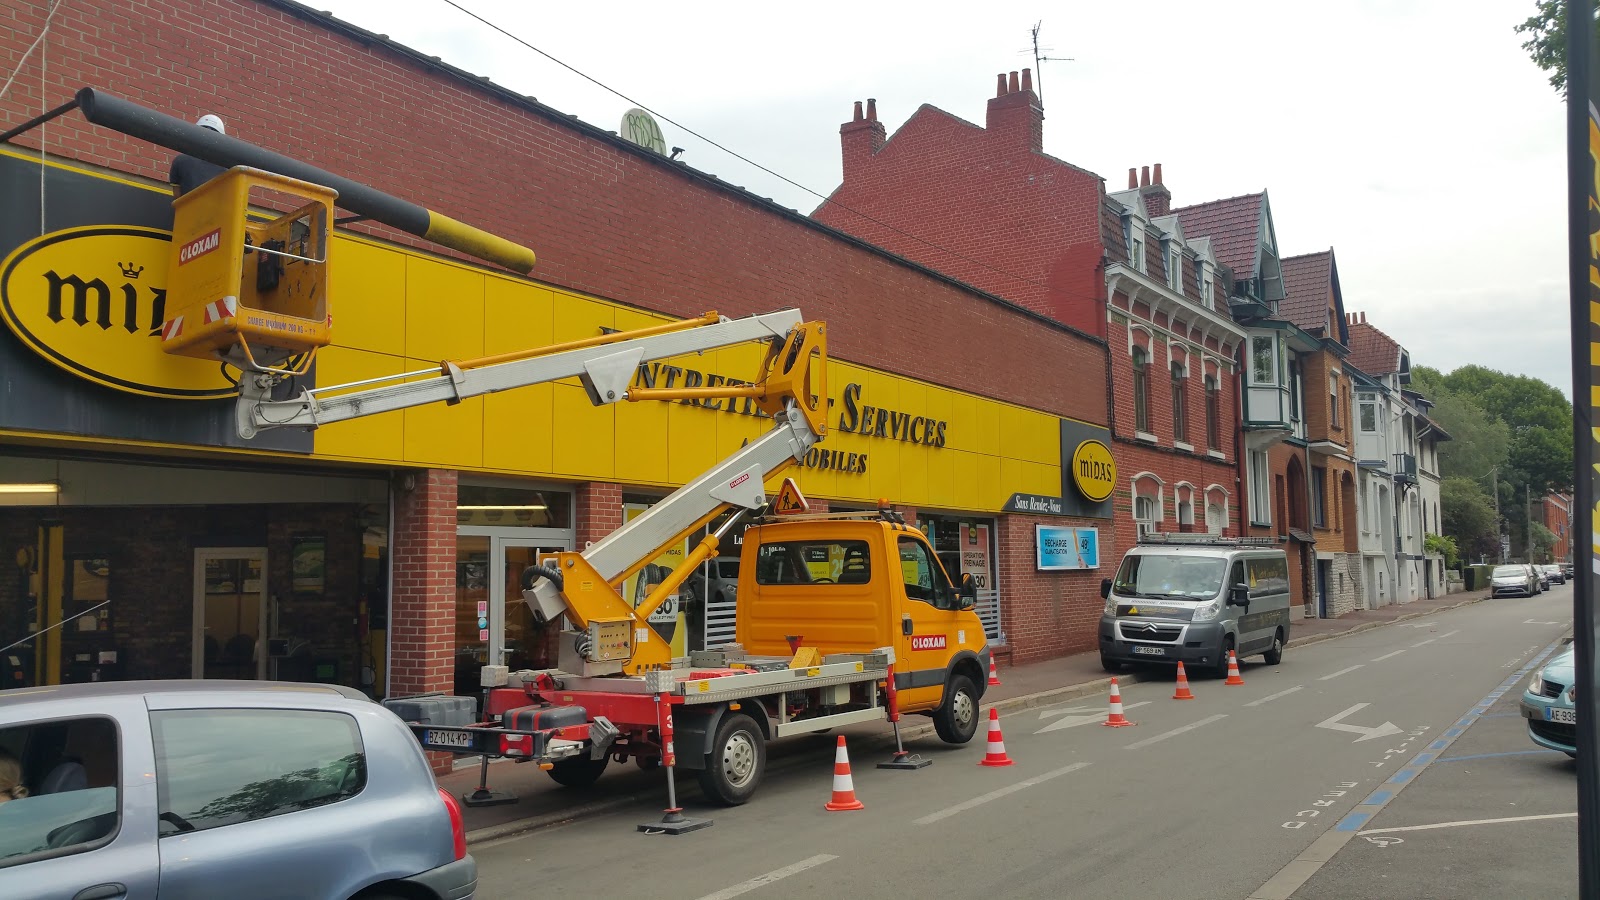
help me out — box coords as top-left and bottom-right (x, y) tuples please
(1263, 629), (1285, 665)
(545, 754), (609, 788)
(932, 673), (980, 744)
(1100, 654), (1123, 673)
(696, 712), (765, 805)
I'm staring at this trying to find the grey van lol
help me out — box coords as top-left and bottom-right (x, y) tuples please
(1097, 536), (1293, 677)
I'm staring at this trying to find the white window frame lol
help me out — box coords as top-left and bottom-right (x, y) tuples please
(1132, 473), (1164, 536)
(1168, 242), (1183, 291)
(1359, 394), (1378, 433)
(1328, 372), (1341, 428)
(1248, 450), (1271, 526)
(1126, 218), (1147, 274)
(1250, 335), (1278, 386)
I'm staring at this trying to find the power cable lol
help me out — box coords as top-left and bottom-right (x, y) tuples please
(434, 0), (1059, 298)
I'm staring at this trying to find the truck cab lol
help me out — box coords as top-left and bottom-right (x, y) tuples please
(735, 516), (989, 743)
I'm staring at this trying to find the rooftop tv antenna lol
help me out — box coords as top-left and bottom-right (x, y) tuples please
(1026, 21), (1074, 104)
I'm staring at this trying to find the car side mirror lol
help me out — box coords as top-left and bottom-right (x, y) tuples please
(1229, 584), (1250, 606)
(1100, 578), (1113, 600)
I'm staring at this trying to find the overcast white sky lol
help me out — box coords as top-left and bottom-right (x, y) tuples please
(314, 0), (1573, 396)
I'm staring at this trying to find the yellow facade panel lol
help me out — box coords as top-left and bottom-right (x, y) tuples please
(553, 296), (615, 344)
(405, 397), (485, 469)
(898, 439), (929, 507)
(974, 400), (1001, 458)
(404, 258), (484, 364)
(483, 277), (554, 356)
(615, 394), (670, 486)
(330, 238), (406, 357)
(311, 346), (405, 461)
(551, 382), (616, 479)
(925, 443), (955, 510)
(667, 399), (720, 486)
(946, 392), (977, 454)
(950, 450), (981, 513)
(483, 385), (555, 476)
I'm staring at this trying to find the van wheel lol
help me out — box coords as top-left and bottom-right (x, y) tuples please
(1263, 629), (1285, 665)
(546, 754), (609, 788)
(933, 674), (980, 744)
(1100, 655), (1122, 673)
(697, 713), (765, 806)
(1211, 636), (1235, 679)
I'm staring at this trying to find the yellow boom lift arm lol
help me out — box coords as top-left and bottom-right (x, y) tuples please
(236, 310), (829, 674)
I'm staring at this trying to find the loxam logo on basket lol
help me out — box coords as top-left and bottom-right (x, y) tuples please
(0, 226), (237, 399)
(177, 228), (220, 265)
(910, 635), (947, 651)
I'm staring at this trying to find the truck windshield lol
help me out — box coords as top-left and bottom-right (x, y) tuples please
(1112, 555), (1227, 600)
(755, 540), (871, 584)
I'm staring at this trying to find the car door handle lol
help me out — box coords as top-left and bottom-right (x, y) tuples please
(73, 886), (126, 900)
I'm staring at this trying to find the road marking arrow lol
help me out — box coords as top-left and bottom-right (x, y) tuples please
(1317, 703), (1403, 743)
(1035, 701), (1150, 734)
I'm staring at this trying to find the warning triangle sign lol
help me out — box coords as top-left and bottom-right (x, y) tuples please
(772, 478), (809, 515)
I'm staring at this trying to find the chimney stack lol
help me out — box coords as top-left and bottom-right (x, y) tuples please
(986, 67), (1043, 154)
(1136, 162), (1171, 217)
(840, 97), (886, 182)
(1360, 312), (1367, 324)
(1128, 168), (1138, 189)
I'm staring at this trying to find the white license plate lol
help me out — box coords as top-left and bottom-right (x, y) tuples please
(1132, 645), (1167, 656)
(1547, 707), (1576, 724)
(424, 728), (475, 748)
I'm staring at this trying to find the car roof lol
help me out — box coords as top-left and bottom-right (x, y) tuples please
(0, 680), (371, 708)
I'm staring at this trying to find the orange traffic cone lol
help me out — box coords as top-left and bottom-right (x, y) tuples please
(1102, 677), (1136, 727)
(987, 657), (1002, 687)
(1173, 662), (1196, 700)
(978, 708), (1015, 766)
(824, 735), (865, 811)
(1224, 650), (1246, 686)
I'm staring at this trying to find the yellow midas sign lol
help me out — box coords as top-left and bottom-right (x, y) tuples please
(0, 226), (236, 399)
(1071, 438), (1117, 502)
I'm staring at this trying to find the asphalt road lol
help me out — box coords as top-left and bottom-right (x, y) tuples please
(472, 589), (1576, 900)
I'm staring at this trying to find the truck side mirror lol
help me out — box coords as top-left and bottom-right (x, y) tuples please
(1100, 578), (1112, 600)
(959, 574), (977, 607)
(1229, 584), (1250, 606)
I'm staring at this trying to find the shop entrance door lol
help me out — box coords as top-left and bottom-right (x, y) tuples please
(192, 548), (268, 680)
(455, 527), (572, 697)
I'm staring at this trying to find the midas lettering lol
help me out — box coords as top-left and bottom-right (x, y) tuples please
(43, 270), (167, 336)
(1077, 457), (1115, 482)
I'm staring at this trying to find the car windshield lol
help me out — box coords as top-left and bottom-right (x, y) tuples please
(1112, 555), (1226, 599)
(1492, 566), (1526, 577)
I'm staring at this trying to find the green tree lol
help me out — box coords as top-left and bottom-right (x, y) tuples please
(1441, 476), (1500, 562)
(1427, 393), (1511, 482)
(1438, 364), (1574, 491)
(1531, 522), (1560, 563)
(1516, 0), (1600, 95)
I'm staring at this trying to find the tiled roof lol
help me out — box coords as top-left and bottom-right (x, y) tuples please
(1172, 193), (1262, 277)
(1280, 251), (1332, 335)
(1347, 319), (1402, 375)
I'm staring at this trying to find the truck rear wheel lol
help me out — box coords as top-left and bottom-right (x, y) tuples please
(932, 673), (980, 744)
(545, 754), (609, 788)
(696, 712), (765, 806)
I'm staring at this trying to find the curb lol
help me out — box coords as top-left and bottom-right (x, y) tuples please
(464, 594), (1488, 844)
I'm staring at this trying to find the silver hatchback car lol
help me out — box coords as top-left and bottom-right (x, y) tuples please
(0, 680), (475, 900)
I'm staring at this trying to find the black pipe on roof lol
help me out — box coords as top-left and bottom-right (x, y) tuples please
(74, 87), (536, 274)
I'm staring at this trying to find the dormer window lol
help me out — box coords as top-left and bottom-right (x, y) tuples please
(1200, 264), (1214, 309)
(1125, 216), (1146, 274)
(1167, 243), (1183, 292)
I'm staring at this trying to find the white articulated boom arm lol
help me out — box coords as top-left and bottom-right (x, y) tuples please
(235, 308), (830, 674)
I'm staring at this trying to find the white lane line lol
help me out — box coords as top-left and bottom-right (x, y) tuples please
(1123, 714), (1228, 750)
(1372, 649), (1408, 662)
(912, 762), (1090, 825)
(694, 855), (839, 900)
(1359, 812), (1576, 836)
(1244, 685), (1302, 707)
(1319, 665), (1364, 681)
(1436, 629), (1461, 640)
(1413, 637), (1437, 647)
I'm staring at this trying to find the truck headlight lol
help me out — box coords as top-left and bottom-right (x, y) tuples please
(1192, 601), (1223, 622)
(1103, 597), (1116, 616)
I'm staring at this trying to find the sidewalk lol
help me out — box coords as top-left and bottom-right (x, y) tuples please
(446, 587), (1488, 842)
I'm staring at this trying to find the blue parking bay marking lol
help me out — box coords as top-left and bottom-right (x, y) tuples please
(1324, 638), (1567, 837)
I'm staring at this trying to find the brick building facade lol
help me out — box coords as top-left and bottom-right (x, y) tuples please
(814, 71), (1243, 581)
(1543, 492), (1572, 564)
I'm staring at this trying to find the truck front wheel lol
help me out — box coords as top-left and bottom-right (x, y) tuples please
(933, 673), (980, 744)
(696, 713), (766, 806)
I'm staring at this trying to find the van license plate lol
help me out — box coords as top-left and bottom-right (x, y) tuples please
(1131, 646), (1166, 656)
(1548, 708), (1576, 724)
(424, 728), (475, 749)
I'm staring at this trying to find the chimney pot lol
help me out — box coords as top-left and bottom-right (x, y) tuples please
(1153, 163), (1163, 185)
(1021, 67), (1033, 94)
(996, 73), (1007, 96)
(866, 98), (877, 121)
(1140, 165), (1150, 187)
(1008, 71), (1020, 93)
(852, 101), (863, 122)
(1128, 168), (1138, 189)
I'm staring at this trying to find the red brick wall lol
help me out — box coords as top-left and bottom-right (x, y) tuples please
(813, 91), (1108, 338)
(389, 468), (456, 774)
(0, 0), (1103, 425)
(995, 514), (1111, 664)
